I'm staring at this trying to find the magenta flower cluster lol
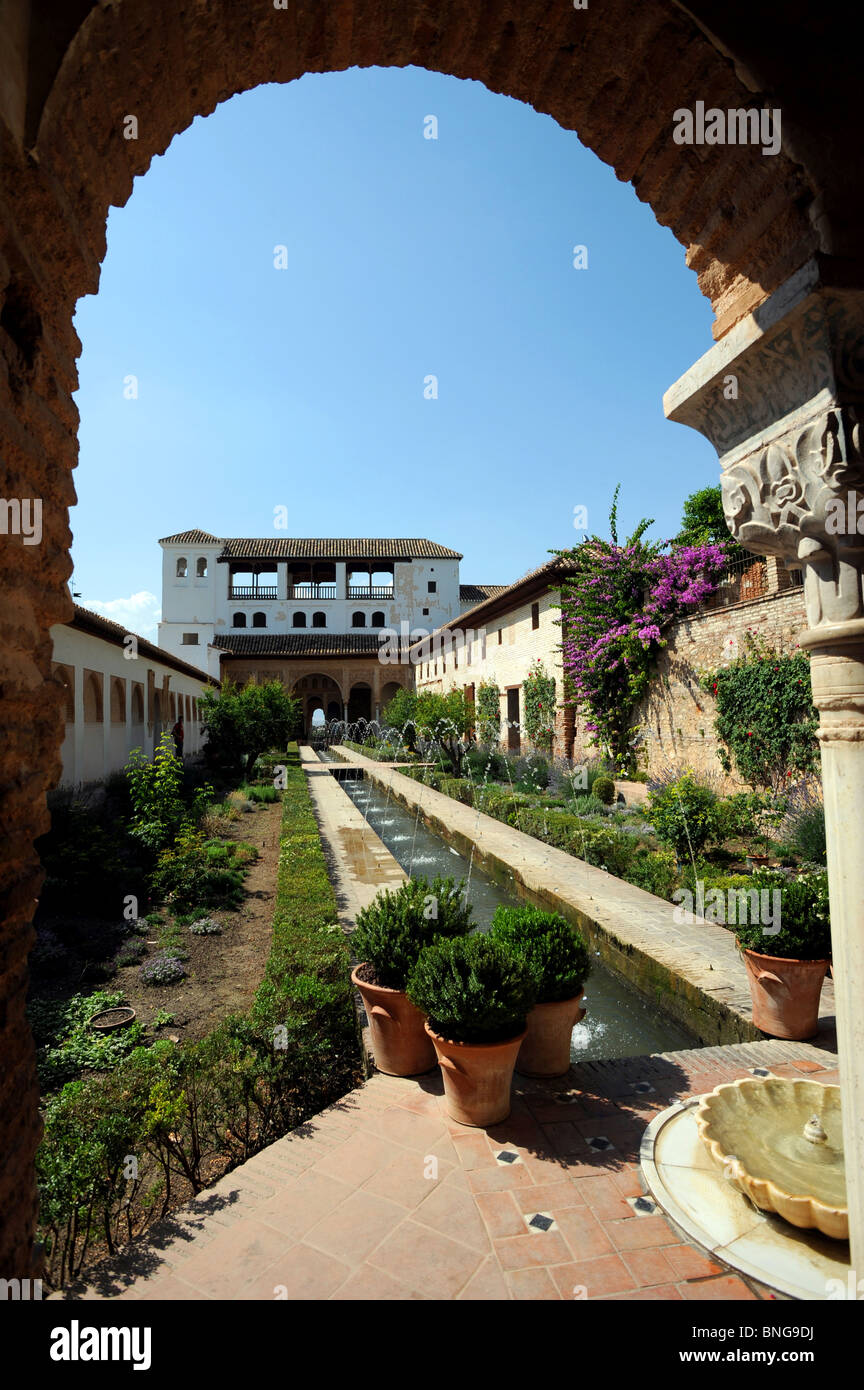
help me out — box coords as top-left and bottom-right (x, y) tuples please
(559, 538), (727, 766)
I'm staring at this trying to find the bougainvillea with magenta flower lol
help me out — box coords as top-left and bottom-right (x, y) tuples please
(555, 487), (727, 772)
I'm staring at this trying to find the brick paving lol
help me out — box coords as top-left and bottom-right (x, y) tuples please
(56, 1039), (838, 1301)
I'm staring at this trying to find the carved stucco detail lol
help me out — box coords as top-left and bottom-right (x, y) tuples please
(721, 407), (864, 629)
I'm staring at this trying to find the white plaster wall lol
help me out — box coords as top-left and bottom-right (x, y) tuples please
(413, 587), (563, 747)
(50, 624), (215, 787)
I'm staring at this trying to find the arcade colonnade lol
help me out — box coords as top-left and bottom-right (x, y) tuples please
(1, 0), (862, 1276)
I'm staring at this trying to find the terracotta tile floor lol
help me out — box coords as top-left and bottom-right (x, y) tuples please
(57, 1040), (837, 1301)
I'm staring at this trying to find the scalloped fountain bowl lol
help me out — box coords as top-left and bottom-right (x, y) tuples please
(695, 1078), (848, 1241)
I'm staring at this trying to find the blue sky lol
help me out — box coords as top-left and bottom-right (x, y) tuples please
(71, 66), (718, 638)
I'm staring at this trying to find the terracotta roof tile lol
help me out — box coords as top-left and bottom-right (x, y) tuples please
(213, 633), (384, 657)
(216, 537), (461, 561)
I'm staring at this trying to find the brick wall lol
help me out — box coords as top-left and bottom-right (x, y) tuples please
(570, 587), (809, 787)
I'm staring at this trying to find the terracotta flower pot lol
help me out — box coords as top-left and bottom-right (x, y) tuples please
(517, 992), (586, 1078)
(740, 947), (828, 1040)
(425, 1021), (526, 1127)
(351, 965), (437, 1076)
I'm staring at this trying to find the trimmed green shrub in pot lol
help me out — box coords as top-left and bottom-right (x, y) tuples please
(350, 876), (473, 1077)
(407, 934), (536, 1044)
(735, 868), (831, 1040)
(352, 876), (473, 990)
(407, 934), (537, 1125)
(489, 906), (590, 1003)
(489, 907), (591, 1077)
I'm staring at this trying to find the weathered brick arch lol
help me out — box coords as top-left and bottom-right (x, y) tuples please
(0, 0), (858, 1277)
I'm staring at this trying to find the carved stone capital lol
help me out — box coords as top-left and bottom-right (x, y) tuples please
(665, 261), (864, 636)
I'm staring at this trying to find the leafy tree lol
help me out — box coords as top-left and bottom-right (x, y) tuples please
(676, 485), (745, 560)
(384, 687), (474, 771)
(414, 689), (475, 774)
(199, 679), (302, 774)
(382, 687), (419, 748)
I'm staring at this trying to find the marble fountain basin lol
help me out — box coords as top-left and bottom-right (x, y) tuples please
(695, 1078), (848, 1241)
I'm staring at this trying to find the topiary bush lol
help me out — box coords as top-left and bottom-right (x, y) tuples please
(647, 771), (718, 859)
(139, 953), (187, 987)
(489, 907), (590, 1002)
(352, 876), (474, 990)
(407, 933), (537, 1044)
(735, 868), (831, 959)
(592, 775), (616, 805)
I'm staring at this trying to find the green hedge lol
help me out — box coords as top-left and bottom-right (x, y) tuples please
(36, 745), (361, 1290)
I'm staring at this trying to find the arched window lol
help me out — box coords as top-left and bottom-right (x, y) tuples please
(131, 684), (145, 725)
(312, 611), (326, 628)
(110, 677), (126, 724)
(176, 556), (188, 578)
(232, 612), (247, 628)
(371, 610), (385, 627)
(83, 671), (103, 723)
(292, 612), (307, 628)
(252, 612), (266, 628)
(196, 556), (208, 578)
(351, 611), (366, 628)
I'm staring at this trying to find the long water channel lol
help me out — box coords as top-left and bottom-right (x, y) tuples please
(327, 760), (697, 1063)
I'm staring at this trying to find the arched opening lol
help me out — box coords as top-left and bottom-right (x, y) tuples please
(292, 612), (307, 629)
(176, 556), (188, 578)
(252, 612), (266, 628)
(3, 0), (861, 1284)
(196, 556), (208, 578)
(348, 681), (372, 724)
(232, 612), (247, 628)
(371, 611), (385, 627)
(351, 612), (366, 628)
(312, 612), (326, 628)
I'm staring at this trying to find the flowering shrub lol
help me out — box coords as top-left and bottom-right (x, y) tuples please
(189, 917), (222, 935)
(522, 660), (556, 752)
(139, 953), (187, 987)
(557, 488), (726, 771)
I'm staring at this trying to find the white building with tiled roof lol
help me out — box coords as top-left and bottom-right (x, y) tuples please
(157, 531), (490, 727)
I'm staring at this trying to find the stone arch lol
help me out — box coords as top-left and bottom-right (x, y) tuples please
(4, 0), (864, 1281)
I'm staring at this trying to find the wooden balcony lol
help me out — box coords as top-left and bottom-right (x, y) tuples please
(228, 586), (278, 600)
(289, 583), (337, 599)
(347, 586), (394, 600)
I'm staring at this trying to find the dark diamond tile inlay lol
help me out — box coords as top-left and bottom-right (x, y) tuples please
(496, 1150), (518, 1164)
(633, 1196), (656, 1215)
(586, 1136), (614, 1152)
(528, 1213), (554, 1233)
